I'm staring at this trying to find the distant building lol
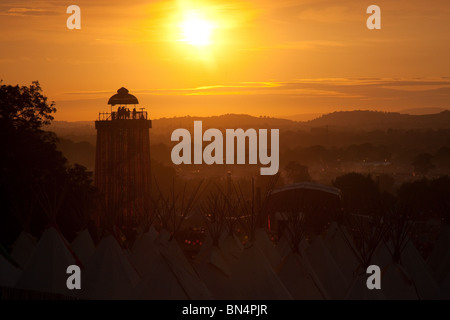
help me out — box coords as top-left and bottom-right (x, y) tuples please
(94, 87), (152, 232)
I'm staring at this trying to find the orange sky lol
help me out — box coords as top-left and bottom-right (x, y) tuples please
(1, 0), (450, 121)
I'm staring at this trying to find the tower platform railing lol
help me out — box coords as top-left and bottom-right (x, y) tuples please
(98, 109), (148, 121)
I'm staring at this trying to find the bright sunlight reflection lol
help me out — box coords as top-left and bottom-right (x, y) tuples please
(180, 11), (214, 46)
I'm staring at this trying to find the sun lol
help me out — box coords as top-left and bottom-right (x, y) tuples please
(180, 12), (214, 46)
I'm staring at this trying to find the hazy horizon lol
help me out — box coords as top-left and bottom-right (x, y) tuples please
(44, 106), (448, 123)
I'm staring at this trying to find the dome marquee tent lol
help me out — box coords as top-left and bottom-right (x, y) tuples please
(267, 182), (342, 238)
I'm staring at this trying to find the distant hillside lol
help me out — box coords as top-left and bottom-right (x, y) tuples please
(305, 110), (450, 130)
(280, 113), (323, 122)
(153, 114), (299, 130)
(399, 107), (448, 115)
(47, 111), (450, 144)
(48, 114), (300, 143)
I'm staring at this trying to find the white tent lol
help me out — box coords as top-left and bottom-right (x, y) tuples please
(427, 224), (450, 283)
(276, 252), (326, 299)
(71, 229), (95, 267)
(156, 229), (212, 299)
(400, 240), (438, 299)
(434, 273), (450, 299)
(130, 229), (161, 276)
(304, 236), (350, 299)
(196, 233), (215, 262)
(156, 229), (198, 277)
(82, 235), (140, 300)
(10, 232), (36, 269)
(373, 239), (436, 299)
(197, 245), (231, 277)
(345, 274), (387, 300)
(323, 223), (360, 284)
(381, 263), (419, 300)
(194, 246), (233, 299)
(372, 241), (420, 299)
(197, 229), (227, 262)
(218, 233), (243, 270)
(226, 243), (293, 300)
(254, 228), (281, 269)
(15, 227), (77, 296)
(372, 242), (392, 268)
(143, 225), (158, 242)
(276, 231), (309, 260)
(159, 244), (212, 299)
(130, 251), (189, 300)
(276, 234), (292, 259)
(0, 254), (21, 288)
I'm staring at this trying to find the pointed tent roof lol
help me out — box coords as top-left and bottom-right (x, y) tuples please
(153, 229), (212, 298)
(0, 254), (21, 288)
(276, 252), (326, 299)
(372, 237), (438, 299)
(71, 229), (95, 266)
(131, 253), (189, 300)
(15, 227), (77, 296)
(82, 235), (140, 299)
(194, 246), (233, 299)
(304, 236), (350, 299)
(400, 240), (438, 299)
(196, 233), (215, 262)
(254, 228), (281, 269)
(130, 230), (161, 276)
(323, 223), (360, 283)
(381, 263), (419, 300)
(426, 224), (450, 283)
(219, 233), (243, 269)
(435, 273), (450, 299)
(345, 274), (387, 300)
(11, 232), (36, 269)
(108, 87), (139, 106)
(156, 229), (198, 278)
(157, 231), (212, 299)
(227, 243), (293, 300)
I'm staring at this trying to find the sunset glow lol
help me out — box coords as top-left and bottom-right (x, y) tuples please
(0, 1), (449, 120)
(180, 12), (214, 46)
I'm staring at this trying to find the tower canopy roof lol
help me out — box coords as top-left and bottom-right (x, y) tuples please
(108, 87), (139, 105)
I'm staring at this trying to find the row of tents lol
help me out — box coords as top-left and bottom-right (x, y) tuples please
(1, 222), (449, 299)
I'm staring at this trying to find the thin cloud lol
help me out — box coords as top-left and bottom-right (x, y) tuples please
(61, 78), (450, 99)
(1, 7), (56, 16)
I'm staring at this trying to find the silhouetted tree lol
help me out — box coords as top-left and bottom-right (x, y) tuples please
(412, 153), (434, 176)
(284, 161), (311, 183)
(333, 173), (380, 215)
(0, 81), (97, 246)
(0, 81), (56, 131)
(398, 176), (450, 221)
